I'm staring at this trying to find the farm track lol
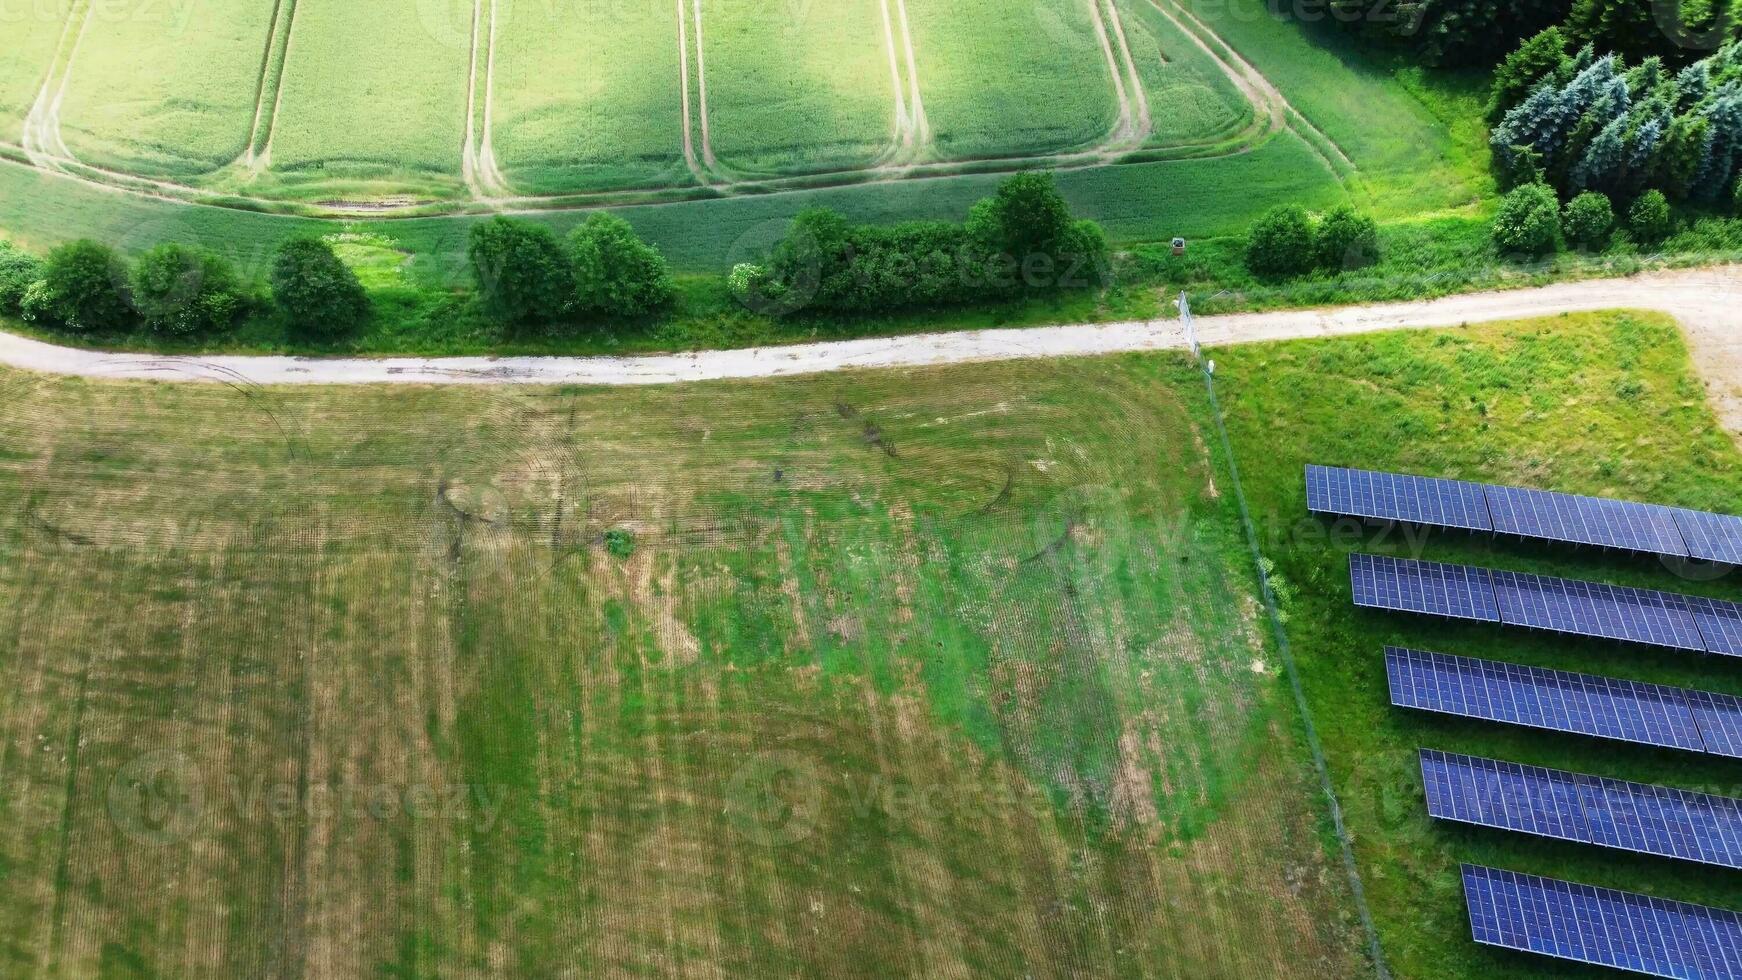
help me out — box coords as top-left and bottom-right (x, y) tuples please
(6, 268), (1742, 436)
(21, 0), (93, 169)
(2, 0), (1280, 219)
(241, 0), (298, 170)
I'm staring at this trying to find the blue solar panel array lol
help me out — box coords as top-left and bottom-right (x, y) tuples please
(1386, 648), (1710, 753)
(1354, 555), (1742, 656)
(1421, 750), (1742, 870)
(1486, 484), (1688, 555)
(1489, 569), (1708, 652)
(1463, 865), (1742, 979)
(1350, 554), (1500, 622)
(1309, 465), (1742, 564)
(1305, 465), (1493, 531)
(1674, 508), (1742, 566)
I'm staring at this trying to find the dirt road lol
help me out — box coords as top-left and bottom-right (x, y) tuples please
(2, 265), (1738, 422)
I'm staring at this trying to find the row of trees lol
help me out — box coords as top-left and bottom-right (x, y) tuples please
(466, 213), (675, 331)
(1244, 205), (1379, 278)
(1491, 37), (1742, 205)
(0, 237), (368, 339)
(1341, 0), (1739, 67)
(1492, 183), (1675, 255)
(733, 173), (1109, 316)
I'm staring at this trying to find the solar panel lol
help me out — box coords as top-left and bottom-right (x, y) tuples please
(1689, 596), (1742, 658)
(1688, 690), (1742, 760)
(1581, 774), (1742, 870)
(1462, 865), (1742, 979)
(1350, 554), (1498, 622)
(1489, 569), (1707, 652)
(1673, 508), (1742, 566)
(1421, 750), (1742, 870)
(1419, 750), (1589, 841)
(1305, 465), (1493, 531)
(1486, 484), (1690, 556)
(1385, 648), (1706, 753)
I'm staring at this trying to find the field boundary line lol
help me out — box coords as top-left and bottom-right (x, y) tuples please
(1, 268), (1738, 388)
(1186, 297), (1391, 979)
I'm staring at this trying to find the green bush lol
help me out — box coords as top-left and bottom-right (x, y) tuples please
(468, 216), (574, 328)
(1734, 177), (1742, 215)
(1314, 206), (1380, 270)
(568, 213), (675, 319)
(1561, 191), (1614, 249)
(271, 238), (371, 339)
(0, 241), (43, 317)
(131, 243), (247, 338)
(1245, 205), (1317, 278)
(1491, 183), (1562, 257)
(753, 173), (1107, 316)
(21, 239), (131, 332)
(1629, 189), (1673, 245)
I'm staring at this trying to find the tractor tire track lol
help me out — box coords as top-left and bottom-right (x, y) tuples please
(241, 0), (298, 172)
(22, 0), (94, 168)
(675, 0), (710, 186)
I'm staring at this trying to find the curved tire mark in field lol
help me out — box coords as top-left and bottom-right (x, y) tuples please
(1087, 0), (1139, 147)
(463, 0), (512, 200)
(22, 0), (93, 169)
(0, 0), (1286, 218)
(878, 0), (912, 154)
(1146, 0), (1353, 179)
(688, 0), (728, 181)
(477, 0), (512, 197)
(1101, 0), (1151, 143)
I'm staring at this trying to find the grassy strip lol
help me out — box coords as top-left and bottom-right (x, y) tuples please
(1213, 311), (1742, 979)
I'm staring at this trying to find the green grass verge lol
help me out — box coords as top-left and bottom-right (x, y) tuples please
(1214, 310), (1742, 979)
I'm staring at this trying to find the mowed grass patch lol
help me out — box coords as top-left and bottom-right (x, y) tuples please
(906, 0), (1121, 159)
(267, 0), (471, 196)
(0, 0), (74, 141)
(701, 0), (897, 175)
(0, 356), (1364, 976)
(57, 0), (274, 176)
(1214, 312), (1742, 980)
(490, 0), (692, 195)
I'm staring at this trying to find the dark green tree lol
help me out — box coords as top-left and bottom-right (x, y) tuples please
(1244, 205), (1317, 278)
(0, 241), (43, 316)
(1314, 206), (1380, 270)
(1491, 28), (1571, 120)
(271, 238), (371, 339)
(1629, 188), (1674, 242)
(131, 243), (247, 338)
(20, 239), (131, 332)
(1561, 190), (1615, 247)
(468, 216), (574, 328)
(1492, 183), (1563, 256)
(568, 213), (676, 319)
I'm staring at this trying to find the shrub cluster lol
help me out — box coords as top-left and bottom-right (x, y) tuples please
(467, 212), (675, 331)
(1491, 184), (1674, 256)
(735, 172), (1109, 316)
(1, 236), (370, 341)
(1244, 205), (1379, 279)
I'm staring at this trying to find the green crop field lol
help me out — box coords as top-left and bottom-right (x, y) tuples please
(700, 0), (898, 176)
(490, 0), (693, 195)
(55, 0), (274, 178)
(0, 355), (1368, 977)
(1216, 312), (1742, 979)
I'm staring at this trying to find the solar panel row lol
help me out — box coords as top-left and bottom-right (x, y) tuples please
(1421, 750), (1742, 869)
(1352, 554), (1742, 656)
(1463, 865), (1742, 979)
(1307, 465), (1742, 564)
(1385, 648), (1719, 755)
